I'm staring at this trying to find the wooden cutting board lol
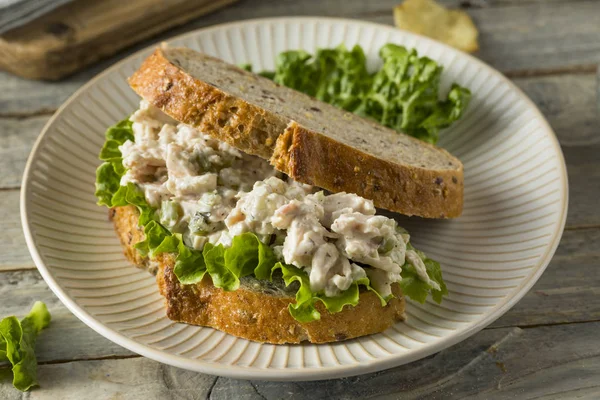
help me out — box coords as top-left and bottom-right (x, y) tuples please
(0, 0), (238, 81)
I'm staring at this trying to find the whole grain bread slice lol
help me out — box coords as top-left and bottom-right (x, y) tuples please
(128, 47), (464, 218)
(111, 205), (406, 344)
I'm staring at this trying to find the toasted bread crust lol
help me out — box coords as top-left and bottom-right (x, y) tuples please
(128, 48), (463, 218)
(112, 205), (406, 344)
(110, 206), (150, 270)
(128, 49), (286, 160)
(272, 122), (463, 218)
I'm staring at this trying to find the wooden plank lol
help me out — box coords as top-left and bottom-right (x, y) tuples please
(458, 0), (583, 5)
(0, 356), (215, 399)
(0, 71), (90, 117)
(175, 323), (600, 399)
(0, 0), (238, 80)
(2, 322), (600, 399)
(0, 270), (135, 364)
(0, 116), (49, 188)
(419, 323), (600, 399)
(0, 190), (34, 271)
(492, 228), (600, 328)
(563, 144), (600, 229)
(513, 74), (599, 147)
(1, 0), (600, 116)
(465, 1), (600, 74)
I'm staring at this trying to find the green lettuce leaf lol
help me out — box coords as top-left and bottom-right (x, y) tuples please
(111, 183), (156, 226)
(417, 84), (472, 143)
(134, 220), (176, 258)
(400, 245), (448, 304)
(203, 243), (240, 291)
(95, 117), (134, 207)
(359, 277), (393, 307)
(224, 233), (260, 278)
(152, 234), (180, 256)
(98, 139), (123, 163)
(95, 162), (121, 207)
(271, 263), (390, 323)
(0, 302), (51, 392)
(105, 119), (134, 142)
(272, 50), (315, 95)
(225, 232), (278, 280)
(315, 46), (371, 111)
(239, 63), (252, 72)
(173, 236), (207, 285)
(254, 238), (279, 280)
(259, 44), (470, 144)
(172, 233), (279, 288)
(0, 317), (21, 365)
(0, 336), (6, 361)
(272, 263), (321, 322)
(316, 282), (362, 314)
(239, 63), (275, 79)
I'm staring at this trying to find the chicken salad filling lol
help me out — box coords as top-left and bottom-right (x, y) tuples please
(95, 101), (447, 322)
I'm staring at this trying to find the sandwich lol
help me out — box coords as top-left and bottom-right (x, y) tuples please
(95, 45), (467, 344)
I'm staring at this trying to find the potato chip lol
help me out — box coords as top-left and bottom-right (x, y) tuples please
(394, 0), (479, 53)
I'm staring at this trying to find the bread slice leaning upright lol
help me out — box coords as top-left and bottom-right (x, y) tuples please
(129, 47), (464, 218)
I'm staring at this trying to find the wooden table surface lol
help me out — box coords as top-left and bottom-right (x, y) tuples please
(1, 0), (599, 398)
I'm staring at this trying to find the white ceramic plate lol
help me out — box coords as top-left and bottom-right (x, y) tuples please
(21, 17), (568, 381)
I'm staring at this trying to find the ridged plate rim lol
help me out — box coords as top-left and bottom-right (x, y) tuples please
(20, 16), (568, 381)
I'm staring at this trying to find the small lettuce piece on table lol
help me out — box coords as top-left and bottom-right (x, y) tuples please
(400, 245), (448, 304)
(0, 336), (6, 361)
(0, 302), (51, 392)
(260, 44), (470, 144)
